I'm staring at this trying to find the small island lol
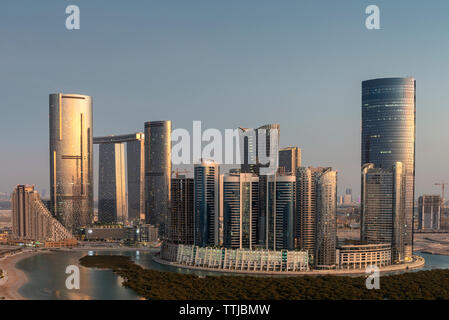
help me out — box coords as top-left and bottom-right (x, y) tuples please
(79, 255), (449, 300)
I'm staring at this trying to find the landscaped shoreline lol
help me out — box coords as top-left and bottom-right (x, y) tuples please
(79, 254), (449, 300)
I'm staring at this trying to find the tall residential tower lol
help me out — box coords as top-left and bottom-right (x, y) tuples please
(94, 133), (145, 224)
(194, 160), (220, 247)
(145, 121), (172, 238)
(49, 93), (93, 232)
(361, 77), (416, 262)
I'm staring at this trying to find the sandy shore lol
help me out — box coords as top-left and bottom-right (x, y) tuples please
(0, 250), (37, 300)
(413, 232), (449, 255)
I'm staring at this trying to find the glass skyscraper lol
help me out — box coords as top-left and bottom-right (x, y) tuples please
(296, 167), (326, 255)
(361, 162), (405, 261)
(221, 173), (259, 250)
(315, 168), (337, 268)
(194, 160), (220, 247)
(126, 133), (145, 222)
(361, 77), (416, 262)
(266, 174), (295, 251)
(170, 176), (194, 244)
(94, 133), (145, 224)
(97, 143), (127, 224)
(49, 93), (93, 232)
(145, 121), (172, 238)
(279, 147), (301, 176)
(296, 167), (337, 267)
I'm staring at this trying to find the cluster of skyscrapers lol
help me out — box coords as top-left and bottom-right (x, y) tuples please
(171, 76), (417, 267)
(10, 76), (416, 267)
(169, 137), (338, 268)
(48, 92), (172, 237)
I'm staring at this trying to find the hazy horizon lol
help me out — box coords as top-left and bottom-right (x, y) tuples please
(2, 0), (449, 199)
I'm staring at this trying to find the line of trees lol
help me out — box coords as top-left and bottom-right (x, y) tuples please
(79, 255), (449, 300)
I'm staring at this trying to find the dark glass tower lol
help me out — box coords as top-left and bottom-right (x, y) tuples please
(170, 176), (194, 244)
(94, 133), (145, 224)
(145, 121), (172, 238)
(221, 173), (259, 250)
(194, 160), (219, 247)
(266, 175), (295, 251)
(361, 77), (416, 262)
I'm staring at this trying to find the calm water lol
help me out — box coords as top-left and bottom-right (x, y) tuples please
(16, 249), (227, 300)
(15, 250), (449, 300)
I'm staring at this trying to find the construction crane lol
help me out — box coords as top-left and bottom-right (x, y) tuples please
(434, 182), (449, 210)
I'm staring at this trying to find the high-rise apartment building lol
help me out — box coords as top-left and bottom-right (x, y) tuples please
(315, 168), (337, 268)
(98, 143), (127, 224)
(11, 185), (73, 242)
(94, 133), (145, 224)
(239, 124), (280, 175)
(296, 167), (337, 267)
(239, 127), (257, 175)
(49, 93), (93, 232)
(361, 162), (405, 262)
(239, 123), (280, 246)
(126, 133), (145, 222)
(296, 167), (326, 254)
(266, 174), (295, 251)
(220, 173), (259, 249)
(194, 160), (220, 247)
(361, 77), (415, 262)
(145, 121), (172, 238)
(170, 176), (194, 244)
(418, 195), (441, 230)
(279, 147), (301, 175)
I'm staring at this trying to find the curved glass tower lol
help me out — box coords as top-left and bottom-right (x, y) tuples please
(315, 168), (337, 268)
(361, 77), (415, 261)
(49, 93), (93, 232)
(145, 120), (172, 238)
(221, 173), (259, 250)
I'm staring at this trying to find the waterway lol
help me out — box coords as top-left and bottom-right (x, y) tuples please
(15, 250), (449, 300)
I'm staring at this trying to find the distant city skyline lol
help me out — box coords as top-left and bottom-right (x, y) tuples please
(2, 0), (449, 199)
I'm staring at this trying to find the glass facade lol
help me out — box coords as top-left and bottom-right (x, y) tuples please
(126, 134), (145, 222)
(361, 162), (404, 261)
(279, 147), (301, 175)
(49, 93), (93, 232)
(361, 77), (415, 262)
(221, 173), (259, 249)
(98, 143), (127, 224)
(194, 160), (219, 247)
(94, 133), (145, 224)
(315, 169), (337, 268)
(145, 121), (172, 238)
(266, 175), (295, 251)
(296, 167), (324, 254)
(170, 177), (194, 244)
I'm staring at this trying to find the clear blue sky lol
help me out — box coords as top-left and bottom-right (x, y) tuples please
(1, 0), (449, 199)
